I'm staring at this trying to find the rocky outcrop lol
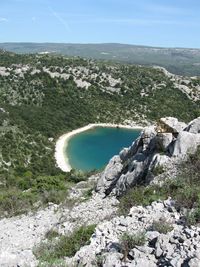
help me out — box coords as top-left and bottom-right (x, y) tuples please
(156, 117), (187, 134)
(96, 156), (123, 195)
(185, 117), (200, 134)
(65, 199), (200, 267)
(96, 117), (200, 196)
(172, 131), (200, 156)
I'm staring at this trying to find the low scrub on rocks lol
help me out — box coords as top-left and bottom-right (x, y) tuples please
(0, 170), (93, 218)
(185, 208), (200, 226)
(169, 146), (200, 224)
(120, 231), (146, 260)
(152, 164), (165, 176)
(118, 185), (166, 215)
(119, 146), (200, 225)
(150, 219), (173, 234)
(35, 224), (96, 265)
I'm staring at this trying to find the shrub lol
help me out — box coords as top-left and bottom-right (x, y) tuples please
(120, 232), (146, 260)
(0, 189), (37, 217)
(150, 219), (173, 234)
(185, 208), (200, 226)
(45, 229), (59, 240)
(34, 224), (96, 263)
(83, 188), (93, 200)
(152, 165), (165, 176)
(118, 185), (166, 215)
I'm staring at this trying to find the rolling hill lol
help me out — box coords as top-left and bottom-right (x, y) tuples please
(1, 43), (200, 76)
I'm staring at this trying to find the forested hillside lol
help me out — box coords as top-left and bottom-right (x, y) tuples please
(1, 43), (200, 76)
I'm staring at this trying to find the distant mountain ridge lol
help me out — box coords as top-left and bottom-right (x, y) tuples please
(1, 42), (200, 76)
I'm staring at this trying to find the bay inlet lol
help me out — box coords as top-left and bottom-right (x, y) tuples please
(66, 126), (141, 171)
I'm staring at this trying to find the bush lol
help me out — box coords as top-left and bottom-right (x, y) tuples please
(150, 219), (173, 234)
(118, 185), (166, 215)
(120, 232), (146, 260)
(35, 224), (96, 263)
(45, 229), (60, 240)
(0, 189), (37, 217)
(83, 188), (93, 200)
(152, 165), (165, 176)
(185, 208), (200, 226)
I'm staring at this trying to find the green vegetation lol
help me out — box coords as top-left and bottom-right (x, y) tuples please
(185, 209), (200, 226)
(2, 43), (200, 76)
(119, 146), (200, 225)
(45, 229), (60, 240)
(0, 170), (92, 217)
(152, 164), (165, 176)
(150, 219), (173, 234)
(118, 185), (166, 215)
(83, 188), (94, 200)
(35, 224), (96, 265)
(120, 232), (146, 260)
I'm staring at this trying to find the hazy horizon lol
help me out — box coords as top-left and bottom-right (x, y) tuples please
(1, 41), (200, 50)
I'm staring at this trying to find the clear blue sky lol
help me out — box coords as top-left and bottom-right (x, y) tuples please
(0, 0), (200, 48)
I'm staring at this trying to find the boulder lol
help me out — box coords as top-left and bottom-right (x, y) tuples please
(96, 155), (123, 194)
(188, 257), (200, 267)
(0, 250), (37, 267)
(155, 234), (172, 258)
(102, 252), (123, 267)
(151, 154), (170, 168)
(119, 137), (142, 162)
(119, 147), (129, 162)
(113, 153), (149, 196)
(172, 131), (200, 157)
(156, 117), (187, 134)
(184, 117), (200, 134)
(131, 257), (157, 267)
(156, 133), (173, 152)
(141, 126), (157, 151)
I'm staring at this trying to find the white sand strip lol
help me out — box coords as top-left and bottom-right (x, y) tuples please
(55, 123), (143, 172)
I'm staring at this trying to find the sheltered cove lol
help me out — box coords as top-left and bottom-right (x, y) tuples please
(55, 123), (143, 172)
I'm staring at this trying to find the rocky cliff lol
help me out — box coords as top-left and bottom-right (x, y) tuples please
(96, 117), (200, 196)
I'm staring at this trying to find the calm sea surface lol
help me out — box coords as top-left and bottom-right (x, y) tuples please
(66, 126), (141, 171)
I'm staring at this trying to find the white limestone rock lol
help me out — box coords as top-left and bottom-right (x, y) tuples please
(156, 132), (173, 151)
(185, 117), (200, 134)
(157, 117), (187, 133)
(102, 252), (123, 267)
(188, 257), (200, 267)
(96, 155), (123, 194)
(172, 131), (200, 157)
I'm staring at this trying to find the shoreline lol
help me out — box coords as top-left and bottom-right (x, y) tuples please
(54, 123), (143, 173)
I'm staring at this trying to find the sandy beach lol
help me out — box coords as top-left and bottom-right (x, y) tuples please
(55, 123), (143, 172)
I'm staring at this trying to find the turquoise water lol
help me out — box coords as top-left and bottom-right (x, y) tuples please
(66, 126), (141, 172)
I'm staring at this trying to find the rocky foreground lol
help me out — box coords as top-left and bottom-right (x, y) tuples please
(66, 199), (200, 267)
(0, 117), (200, 267)
(2, 195), (200, 267)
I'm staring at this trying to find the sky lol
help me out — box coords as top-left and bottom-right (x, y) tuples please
(0, 0), (200, 48)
